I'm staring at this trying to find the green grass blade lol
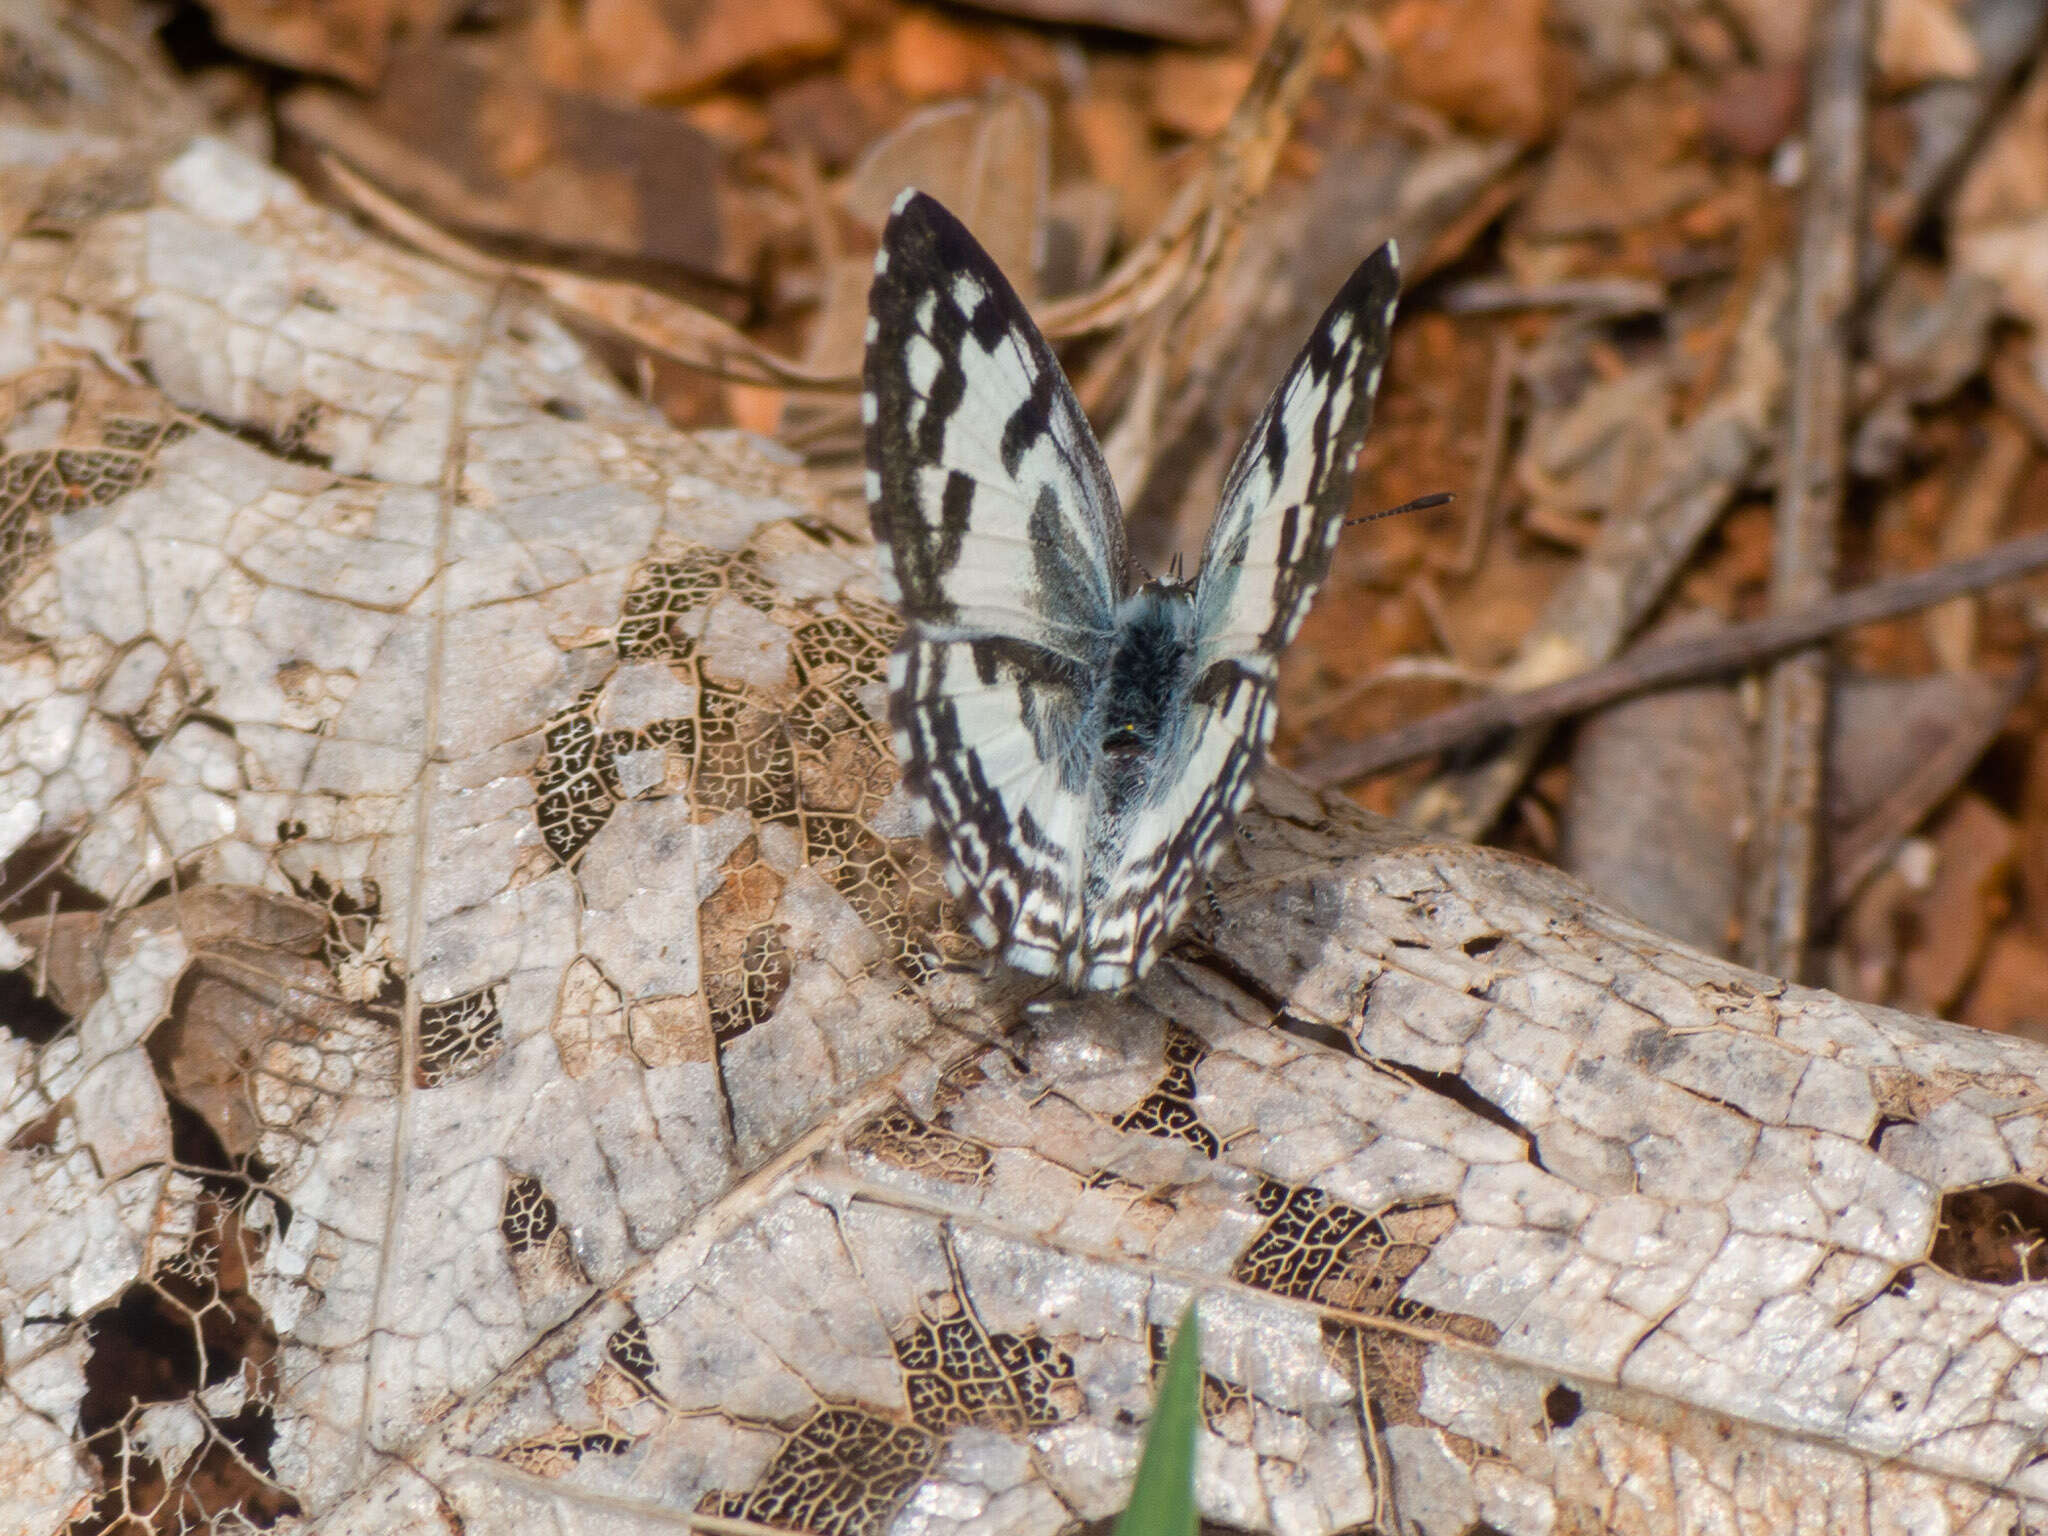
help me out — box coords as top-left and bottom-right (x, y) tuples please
(1113, 1300), (1201, 1536)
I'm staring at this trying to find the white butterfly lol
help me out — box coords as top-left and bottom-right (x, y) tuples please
(864, 191), (1399, 991)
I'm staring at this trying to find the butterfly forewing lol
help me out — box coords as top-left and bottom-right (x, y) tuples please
(1194, 244), (1402, 669)
(865, 189), (1399, 990)
(863, 191), (1127, 651)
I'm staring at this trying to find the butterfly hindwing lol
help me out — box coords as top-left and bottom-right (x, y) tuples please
(1064, 655), (1278, 990)
(886, 632), (1102, 970)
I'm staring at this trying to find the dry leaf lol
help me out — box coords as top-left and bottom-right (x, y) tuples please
(1901, 792), (2019, 1013)
(840, 86), (1051, 293)
(1876, 0), (1981, 90)
(1383, 0), (1556, 143)
(282, 40), (735, 278)
(537, 0), (842, 101)
(884, 9), (1009, 100)
(1150, 51), (1257, 140)
(15, 17), (2048, 1536)
(202, 0), (400, 89)
(323, 155), (856, 388)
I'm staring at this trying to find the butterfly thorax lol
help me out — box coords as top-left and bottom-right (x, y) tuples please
(1095, 582), (1197, 764)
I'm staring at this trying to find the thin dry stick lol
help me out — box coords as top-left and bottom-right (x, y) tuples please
(1924, 413), (2031, 671)
(1450, 333), (1518, 578)
(1440, 277), (1666, 315)
(1863, 0), (2048, 279)
(1993, 347), (2048, 446)
(1295, 526), (2048, 789)
(1741, 0), (1871, 979)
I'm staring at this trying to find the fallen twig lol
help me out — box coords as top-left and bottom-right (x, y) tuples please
(1741, 0), (1871, 978)
(1450, 333), (1518, 577)
(1864, 0), (2048, 274)
(1096, 0), (1340, 498)
(1438, 277), (1666, 315)
(1296, 527), (2048, 789)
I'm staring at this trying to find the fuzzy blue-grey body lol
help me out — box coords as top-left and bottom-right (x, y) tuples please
(864, 191), (1399, 990)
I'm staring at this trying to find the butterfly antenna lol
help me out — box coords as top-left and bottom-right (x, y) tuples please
(1345, 491), (1454, 528)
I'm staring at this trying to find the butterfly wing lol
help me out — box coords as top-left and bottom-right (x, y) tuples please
(1194, 242), (1401, 667)
(863, 190), (1124, 975)
(1073, 244), (1402, 987)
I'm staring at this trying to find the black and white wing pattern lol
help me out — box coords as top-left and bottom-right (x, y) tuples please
(863, 190), (1124, 977)
(1060, 244), (1402, 988)
(865, 189), (1399, 990)
(1193, 246), (1402, 668)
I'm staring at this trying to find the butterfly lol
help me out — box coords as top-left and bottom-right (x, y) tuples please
(863, 190), (1399, 991)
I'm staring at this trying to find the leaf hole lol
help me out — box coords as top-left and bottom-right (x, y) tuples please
(0, 963), (72, 1043)
(1543, 1383), (1582, 1428)
(1928, 1181), (2048, 1286)
(1398, 1064), (1544, 1170)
